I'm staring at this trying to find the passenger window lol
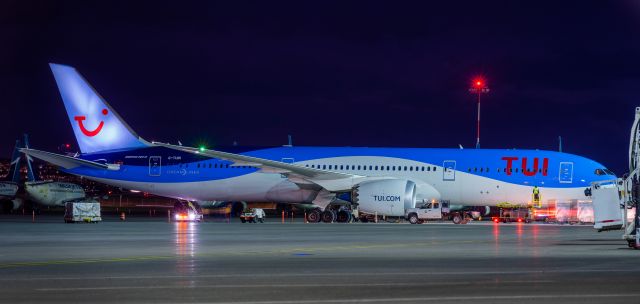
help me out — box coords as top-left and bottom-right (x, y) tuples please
(480, 168), (483, 172)
(421, 166), (425, 171)
(410, 166), (413, 171)
(433, 167), (436, 171)
(369, 165), (372, 170)
(375, 166), (378, 170)
(404, 166), (408, 171)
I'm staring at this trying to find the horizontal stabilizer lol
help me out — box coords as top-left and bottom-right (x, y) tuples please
(20, 148), (111, 170)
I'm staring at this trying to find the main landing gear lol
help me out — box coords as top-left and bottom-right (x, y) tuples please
(307, 207), (354, 223)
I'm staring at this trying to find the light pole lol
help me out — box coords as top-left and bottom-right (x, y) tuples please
(469, 77), (489, 149)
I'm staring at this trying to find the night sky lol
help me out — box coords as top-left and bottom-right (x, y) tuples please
(2, 1), (640, 174)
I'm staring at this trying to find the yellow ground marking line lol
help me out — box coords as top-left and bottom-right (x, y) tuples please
(0, 240), (483, 269)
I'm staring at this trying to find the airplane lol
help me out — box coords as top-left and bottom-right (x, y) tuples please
(0, 135), (91, 212)
(22, 134), (93, 209)
(21, 63), (617, 223)
(0, 140), (22, 212)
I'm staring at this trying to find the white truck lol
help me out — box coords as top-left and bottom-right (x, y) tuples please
(405, 201), (444, 224)
(64, 201), (102, 223)
(406, 201), (480, 224)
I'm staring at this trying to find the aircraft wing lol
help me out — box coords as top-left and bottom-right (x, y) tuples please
(152, 142), (391, 191)
(20, 148), (118, 170)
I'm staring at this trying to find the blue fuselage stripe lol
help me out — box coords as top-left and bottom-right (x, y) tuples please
(64, 146), (615, 188)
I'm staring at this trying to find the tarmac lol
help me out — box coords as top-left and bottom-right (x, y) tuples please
(0, 214), (639, 303)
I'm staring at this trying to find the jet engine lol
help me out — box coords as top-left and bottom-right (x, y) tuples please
(353, 179), (417, 216)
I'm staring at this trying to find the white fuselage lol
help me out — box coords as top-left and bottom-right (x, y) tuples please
(25, 181), (86, 207)
(83, 155), (591, 208)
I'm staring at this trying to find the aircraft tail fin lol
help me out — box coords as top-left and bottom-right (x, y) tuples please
(49, 63), (150, 154)
(6, 139), (22, 183)
(22, 134), (37, 182)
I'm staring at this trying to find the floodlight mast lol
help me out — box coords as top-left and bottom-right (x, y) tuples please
(469, 78), (489, 149)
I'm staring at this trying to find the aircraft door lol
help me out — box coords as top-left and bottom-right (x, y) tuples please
(149, 156), (161, 176)
(559, 162), (573, 183)
(442, 160), (456, 181)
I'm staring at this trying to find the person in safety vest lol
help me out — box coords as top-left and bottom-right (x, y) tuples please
(533, 186), (540, 202)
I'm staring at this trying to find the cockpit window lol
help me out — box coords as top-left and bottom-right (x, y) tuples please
(595, 169), (614, 176)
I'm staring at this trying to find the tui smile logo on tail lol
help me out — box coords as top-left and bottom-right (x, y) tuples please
(74, 108), (108, 137)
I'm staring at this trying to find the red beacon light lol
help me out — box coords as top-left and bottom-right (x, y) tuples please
(471, 77), (487, 90)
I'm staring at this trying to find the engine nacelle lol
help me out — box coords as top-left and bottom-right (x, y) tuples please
(353, 179), (416, 216)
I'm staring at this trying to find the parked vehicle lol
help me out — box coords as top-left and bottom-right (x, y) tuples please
(64, 201), (101, 223)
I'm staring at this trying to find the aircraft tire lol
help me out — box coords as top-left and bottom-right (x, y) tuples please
(336, 210), (351, 223)
(307, 210), (321, 223)
(321, 210), (336, 223)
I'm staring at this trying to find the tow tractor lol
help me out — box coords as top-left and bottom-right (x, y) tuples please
(240, 209), (257, 223)
(590, 107), (640, 249)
